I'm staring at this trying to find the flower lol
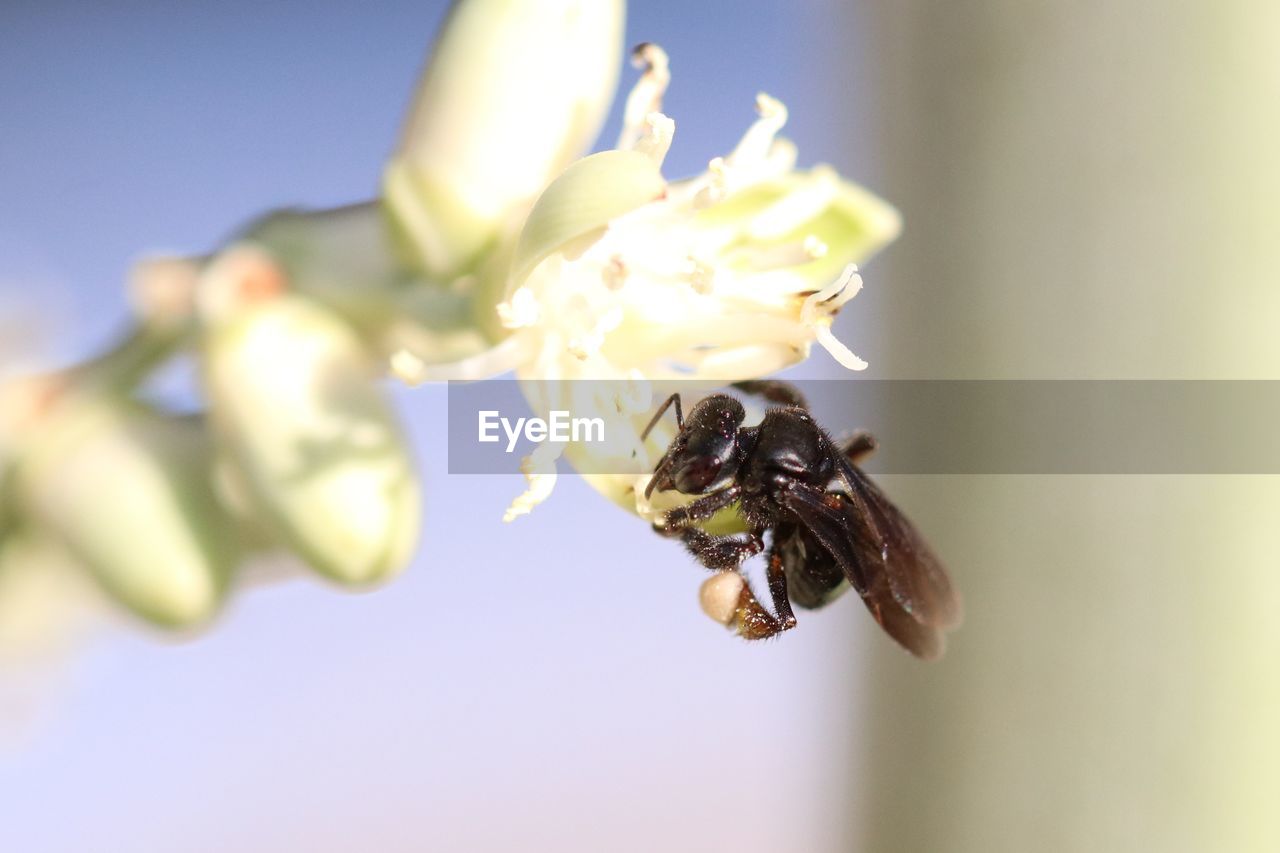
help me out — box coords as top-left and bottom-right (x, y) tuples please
(500, 91), (891, 379)
(0, 0), (903, 639)
(404, 44), (901, 521)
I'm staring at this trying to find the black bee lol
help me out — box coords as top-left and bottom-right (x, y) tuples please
(643, 380), (961, 659)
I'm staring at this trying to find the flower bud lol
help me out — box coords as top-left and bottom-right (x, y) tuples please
(14, 397), (238, 628)
(0, 530), (101, 662)
(384, 0), (625, 278)
(201, 246), (422, 585)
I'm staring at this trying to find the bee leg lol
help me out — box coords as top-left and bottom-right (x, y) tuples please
(840, 430), (879, 465)
(731, 379), (808, 409)
(678, 527), (764, 571)
(764, 549), (798, 631)
(731, 569), (795, 640)
(708, 543), (798, 641)
(655, 485), (741, 534)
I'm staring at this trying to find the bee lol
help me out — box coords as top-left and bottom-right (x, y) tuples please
(644, 381), (961, 659)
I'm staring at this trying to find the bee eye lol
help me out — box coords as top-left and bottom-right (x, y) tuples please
(675, 457), (722, 493)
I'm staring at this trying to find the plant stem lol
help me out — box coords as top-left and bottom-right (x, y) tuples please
(851, 2), (1280, 850)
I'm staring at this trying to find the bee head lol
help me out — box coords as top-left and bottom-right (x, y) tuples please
(646, 394), (745, 497)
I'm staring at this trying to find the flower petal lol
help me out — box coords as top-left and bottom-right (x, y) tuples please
(694, 167), (902, 285)
(509, 149), (667, 291)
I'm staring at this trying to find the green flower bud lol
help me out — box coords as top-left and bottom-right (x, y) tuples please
(15, 397), (237, 628)
(0, 530), (101, 662)
(201, 246), (422, 585)
(384, 0), (625, 278)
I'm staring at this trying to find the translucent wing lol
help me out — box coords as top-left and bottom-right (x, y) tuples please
(779, 478), (959, 659)
(834, 457), (963, 631)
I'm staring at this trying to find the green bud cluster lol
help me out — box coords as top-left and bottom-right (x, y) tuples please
(1, 245), (422, 630)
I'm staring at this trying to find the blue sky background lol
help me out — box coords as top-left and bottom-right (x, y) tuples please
(0, 3), (893, 850)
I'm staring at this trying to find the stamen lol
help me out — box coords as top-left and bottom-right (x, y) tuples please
(693, 157), (729, 208)
(633, 112), (675, 168)
(686, 256), (717, 294)
(567, 305), (623, 361)
(619, 43), (671, 151)
(496, 287), (539, 329)
(821, 263), (865, 309)
(602, 255), (629, 291)
(813, 323), (867, 371)
(727, 93), (789, 169)
(801, 265), (867, 371)
(503, 441), (563, 522)
(611, 370), (652, 417)
(804, 235), (829, 259)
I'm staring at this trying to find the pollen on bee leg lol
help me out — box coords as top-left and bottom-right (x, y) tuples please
(700, 571), (746, 626)
(618, 42), (671, 151)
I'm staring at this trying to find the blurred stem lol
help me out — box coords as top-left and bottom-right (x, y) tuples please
(0, 319), (188, 548)
(852, 2), (1280, 852)
(13, 201), (494, 413)
(71, 321), (191, 397)
(245, 201), (500, 368)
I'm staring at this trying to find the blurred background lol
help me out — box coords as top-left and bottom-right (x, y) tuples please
(2, 1), (1278, 851)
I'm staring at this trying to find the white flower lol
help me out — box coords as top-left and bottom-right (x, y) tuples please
(480, 45), (901, 520)
(502, 95), (883, 381)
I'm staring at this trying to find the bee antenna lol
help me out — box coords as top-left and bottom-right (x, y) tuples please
(640, 393), (683, 442)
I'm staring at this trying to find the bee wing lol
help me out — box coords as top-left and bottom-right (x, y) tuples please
(834, 456), (963, 631)
(779, 484), (949, 659)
